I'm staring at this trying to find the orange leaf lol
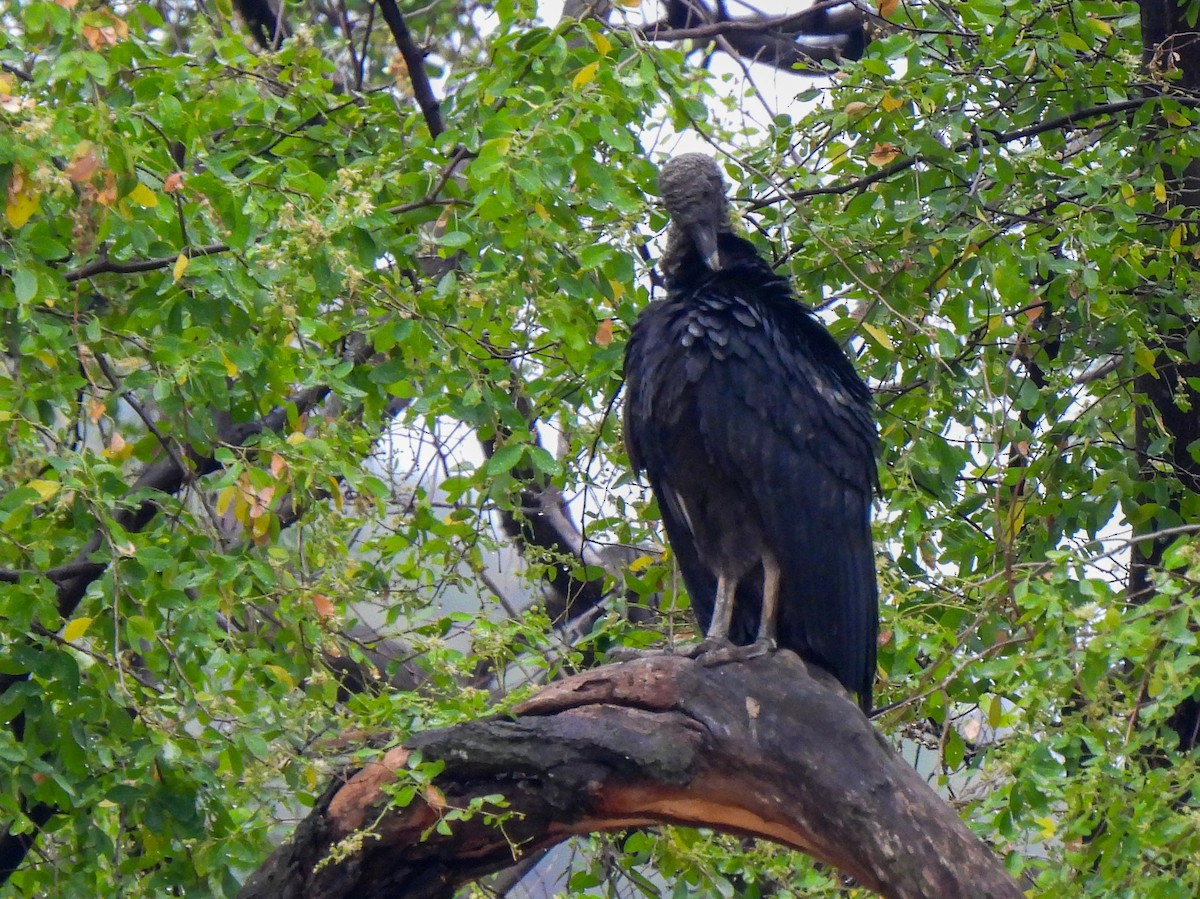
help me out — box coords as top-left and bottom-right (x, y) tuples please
(88, 396), (106, 423)
(312, 594), (336, 620)
(81, 14), (128, 51)
(424, 785), (447, 811)
(867, 142), (901, 167)
(163, 171), (184, 192)
(96, 171), (118, 207)
(594, 318), (613, 347)
(270, 453), (287, 478)
(66, 145), (100, 183)
(878, 0), (900, 18)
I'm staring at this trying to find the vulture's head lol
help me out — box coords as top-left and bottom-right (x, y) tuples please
(659, 153), (732, 273)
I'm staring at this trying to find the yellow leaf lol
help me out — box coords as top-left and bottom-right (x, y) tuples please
(628, 554), (657, 572)
(1034, 816), (1056, 840)
(1166, 109), (1190, 128)
(28, 479), (60, 501)
(127, 183), (158, 208)
(1086, 16), (1112, 37)
(590, 30), (612, 55)
(216, 486), (236, 516)
(1023, 48), (1038, 74)
(286, 431), (308, 445)
(1154, 181), (1167, 204)
(265, 665), (295, 690)
(62, 617), (93, 642)
(860, 321), (894, 350)
(1134, 344), (1159, 377)
(6, 171), (40, 228)
(173, 253), (188, 282)
(607, 278), (624, 300)
(533, 201), (550, 221)
(988, 694), (1005, 729)
(572, 61), (599, 89)
(220, 349), (238, 377)
(1170, 224), (1185, 248)
(880, 93), (904, 113)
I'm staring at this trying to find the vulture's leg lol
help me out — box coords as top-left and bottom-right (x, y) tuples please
(754, 554), (780, 651)
(708, 571), (736, 642)
(701, 561), (777, 666)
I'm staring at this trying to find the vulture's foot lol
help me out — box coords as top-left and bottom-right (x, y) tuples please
(697, 638), (776, 667)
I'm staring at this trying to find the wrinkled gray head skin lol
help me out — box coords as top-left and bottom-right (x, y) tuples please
(660, 153), (733, 274)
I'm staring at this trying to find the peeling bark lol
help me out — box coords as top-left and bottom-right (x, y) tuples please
(240, 654), (1022, 899)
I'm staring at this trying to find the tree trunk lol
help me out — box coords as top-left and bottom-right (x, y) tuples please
(240, 654), (1022, 899)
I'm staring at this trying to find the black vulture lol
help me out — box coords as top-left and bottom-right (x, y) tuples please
(623, 153), (879, 712)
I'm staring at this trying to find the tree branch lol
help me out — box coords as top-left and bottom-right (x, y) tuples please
(239, 654), (1024, 899)
(64, 243), (230, 283)
(375, 0), (444, 138)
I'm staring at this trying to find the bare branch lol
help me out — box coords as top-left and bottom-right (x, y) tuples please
(375, 0), (444, 138)
(240, 654), (1024, 899)
(64, 243), (230, 283)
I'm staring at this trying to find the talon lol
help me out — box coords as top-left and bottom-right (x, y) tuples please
(698, 639), (776, 667)
(682, 637), (733, 659)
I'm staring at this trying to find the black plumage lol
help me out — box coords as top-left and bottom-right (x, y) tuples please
(623, 154), (879, 711)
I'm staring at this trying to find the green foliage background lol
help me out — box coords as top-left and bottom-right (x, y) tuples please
(0, 0), (1197, 895)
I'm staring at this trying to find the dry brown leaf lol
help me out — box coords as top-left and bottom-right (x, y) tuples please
(594, 318), (613, 347)
(66, 145), (100, 183)
(424, 785), (447, 811)
(81, 13), (128, 51)
(312, 594), (336, 620)
(96, 171), (118, 207)
(867, 142), (901, 167)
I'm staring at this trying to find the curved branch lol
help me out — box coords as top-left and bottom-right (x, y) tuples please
(376, 0), (444, 138)
(239, 654), (1023, 899)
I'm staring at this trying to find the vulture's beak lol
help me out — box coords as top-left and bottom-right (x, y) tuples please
(689, 222), (722, 272)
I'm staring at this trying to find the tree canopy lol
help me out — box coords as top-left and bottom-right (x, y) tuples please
(1, 0), (1198, 895)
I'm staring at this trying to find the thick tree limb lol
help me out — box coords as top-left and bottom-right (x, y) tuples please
(239, 653), (1023, 899)
(376, 0), (444, 138)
